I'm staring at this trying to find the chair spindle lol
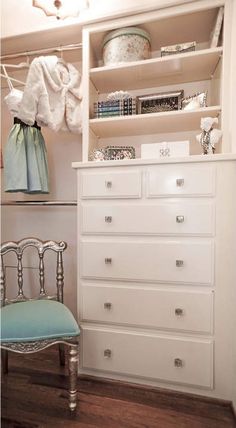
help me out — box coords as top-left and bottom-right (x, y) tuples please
(17, 253), (24, 298)
(39, 252), (46, 296)
(0, 255), (6, 306)
(56, 251), (64, 303)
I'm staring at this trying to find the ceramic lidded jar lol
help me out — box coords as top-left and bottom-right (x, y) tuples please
(102, 27), (151, 66)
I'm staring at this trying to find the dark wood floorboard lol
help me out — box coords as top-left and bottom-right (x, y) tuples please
(1, 347), (236, 428)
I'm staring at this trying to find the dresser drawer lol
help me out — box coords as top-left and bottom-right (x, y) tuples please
(81, 284), (213, 334)
(82, 328), (213, 388)
(81, 239), (214, 285)
(147, 165), (215, 197)
(80, 170), (142, 199)
(81, 201), (214, 236)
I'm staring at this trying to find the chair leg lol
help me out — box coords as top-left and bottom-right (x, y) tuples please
(1, 350), (8, 374)
(68, 345), (79, 412)
(59, 344), (65, 366)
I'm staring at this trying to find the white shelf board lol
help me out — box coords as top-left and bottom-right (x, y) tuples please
(89, 106), (221, 138)
(90, 47), (223, 92)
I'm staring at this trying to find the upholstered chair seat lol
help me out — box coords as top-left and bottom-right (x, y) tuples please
(1, 300), (80, 343)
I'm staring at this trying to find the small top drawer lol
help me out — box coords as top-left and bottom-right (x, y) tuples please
(147, 164), (215, 197)
(81, 170), (142, 199)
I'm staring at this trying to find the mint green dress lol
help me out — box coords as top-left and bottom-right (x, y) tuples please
(3, 84), (49, 194)
(4, 122), (49, 194)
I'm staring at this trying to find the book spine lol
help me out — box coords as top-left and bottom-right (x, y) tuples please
(94, 98), (136, 109)
(94, 106), (136, 113)
(95, 110), (136, 118)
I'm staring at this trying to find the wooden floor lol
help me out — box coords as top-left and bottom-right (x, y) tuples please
(1, 348), (236, 428)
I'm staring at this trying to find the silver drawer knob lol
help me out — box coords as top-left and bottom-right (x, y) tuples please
(105, 180), (112, 188)
(105, 258), (112, 264)
(174, 358), (183, 368)
(175, 308), (184, 316)
(104, 349), (112, 358)
(176, 215), (184, 223)
(176, 260), (184, 267)
(176, 178), (184, 187)
(104, 302), (112, 310)
(105, 216), (112, 223)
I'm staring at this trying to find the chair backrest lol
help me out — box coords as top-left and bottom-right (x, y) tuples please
(0, 238), (67, 307)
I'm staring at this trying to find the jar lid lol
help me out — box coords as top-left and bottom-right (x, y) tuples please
(103, 27), (151, 48)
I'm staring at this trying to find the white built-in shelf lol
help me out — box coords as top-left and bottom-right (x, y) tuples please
(89, 106), (221, 138)
(89, 6), (219, 60)
(90, 47), (223, 92)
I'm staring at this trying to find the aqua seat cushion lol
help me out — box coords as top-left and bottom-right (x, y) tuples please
(1, 300), (80, 343)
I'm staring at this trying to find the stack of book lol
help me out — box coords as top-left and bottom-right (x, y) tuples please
(94, 98), (136, 118)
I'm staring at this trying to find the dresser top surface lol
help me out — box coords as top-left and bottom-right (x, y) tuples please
(72, 153), (236, 170)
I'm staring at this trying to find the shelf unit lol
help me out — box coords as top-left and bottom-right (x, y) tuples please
(90, 47), (223, 92)
(82, 0), (233, 161)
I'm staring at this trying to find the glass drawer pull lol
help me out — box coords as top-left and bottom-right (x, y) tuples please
(104, 302), (112, 310)
(176, 260), (184, 267)
(104, 349), (112, 358)
(105, 181), (112, 188)
(176, 178), (184, 187)
(174, 358), (183, 368)
(176, 215), (184, 223)
(175, 308), (184, 316)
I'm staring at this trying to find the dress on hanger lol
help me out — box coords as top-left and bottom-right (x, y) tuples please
(2, 66), (49, 194)
(4, 87), (23, 117)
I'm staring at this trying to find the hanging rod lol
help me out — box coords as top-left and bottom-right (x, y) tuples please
(1, 201), (77, 206)
(0, 43), (82, 61)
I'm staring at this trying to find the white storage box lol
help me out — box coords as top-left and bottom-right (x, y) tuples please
(141, 141), (190, 159)
(102, 27), (151, 66)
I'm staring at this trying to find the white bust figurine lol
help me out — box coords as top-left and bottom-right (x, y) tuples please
(196, 117), (222, 154)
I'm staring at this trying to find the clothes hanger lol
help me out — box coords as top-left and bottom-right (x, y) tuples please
(0, 73), (25, 86)
(55, 47), (68, 67)
(1, 65), (14, 90)
(1, 64), (25, 87)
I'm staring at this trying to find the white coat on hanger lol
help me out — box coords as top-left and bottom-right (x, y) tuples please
(17, 56), (83, 134)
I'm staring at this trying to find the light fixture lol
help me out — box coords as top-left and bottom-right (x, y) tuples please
(33, 0), (90, 20)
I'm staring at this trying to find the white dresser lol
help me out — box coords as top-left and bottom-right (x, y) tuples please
(73, 155), (236, 400)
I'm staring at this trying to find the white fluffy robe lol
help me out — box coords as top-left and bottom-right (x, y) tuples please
(18, 56), (82, 134)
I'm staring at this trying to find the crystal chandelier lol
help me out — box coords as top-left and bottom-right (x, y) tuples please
(33, 0), (90, 20)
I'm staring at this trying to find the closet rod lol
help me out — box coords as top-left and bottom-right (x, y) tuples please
(0, 43), (82, 61)
(1, 201), (77, 206)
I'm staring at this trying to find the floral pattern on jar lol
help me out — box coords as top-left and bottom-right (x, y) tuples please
(102, 27), (151, 66)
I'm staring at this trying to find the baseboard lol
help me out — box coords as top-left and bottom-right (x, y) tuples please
(78, 373), (235, 419)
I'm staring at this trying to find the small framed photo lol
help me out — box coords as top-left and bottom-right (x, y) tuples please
(161, 41), (196, 57)
(137, 90), (184, 114)
(105, 146), (135, 160)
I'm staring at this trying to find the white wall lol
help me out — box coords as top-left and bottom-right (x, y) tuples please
(1, 0), (192, 38)
(230, 0), (236, 412)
